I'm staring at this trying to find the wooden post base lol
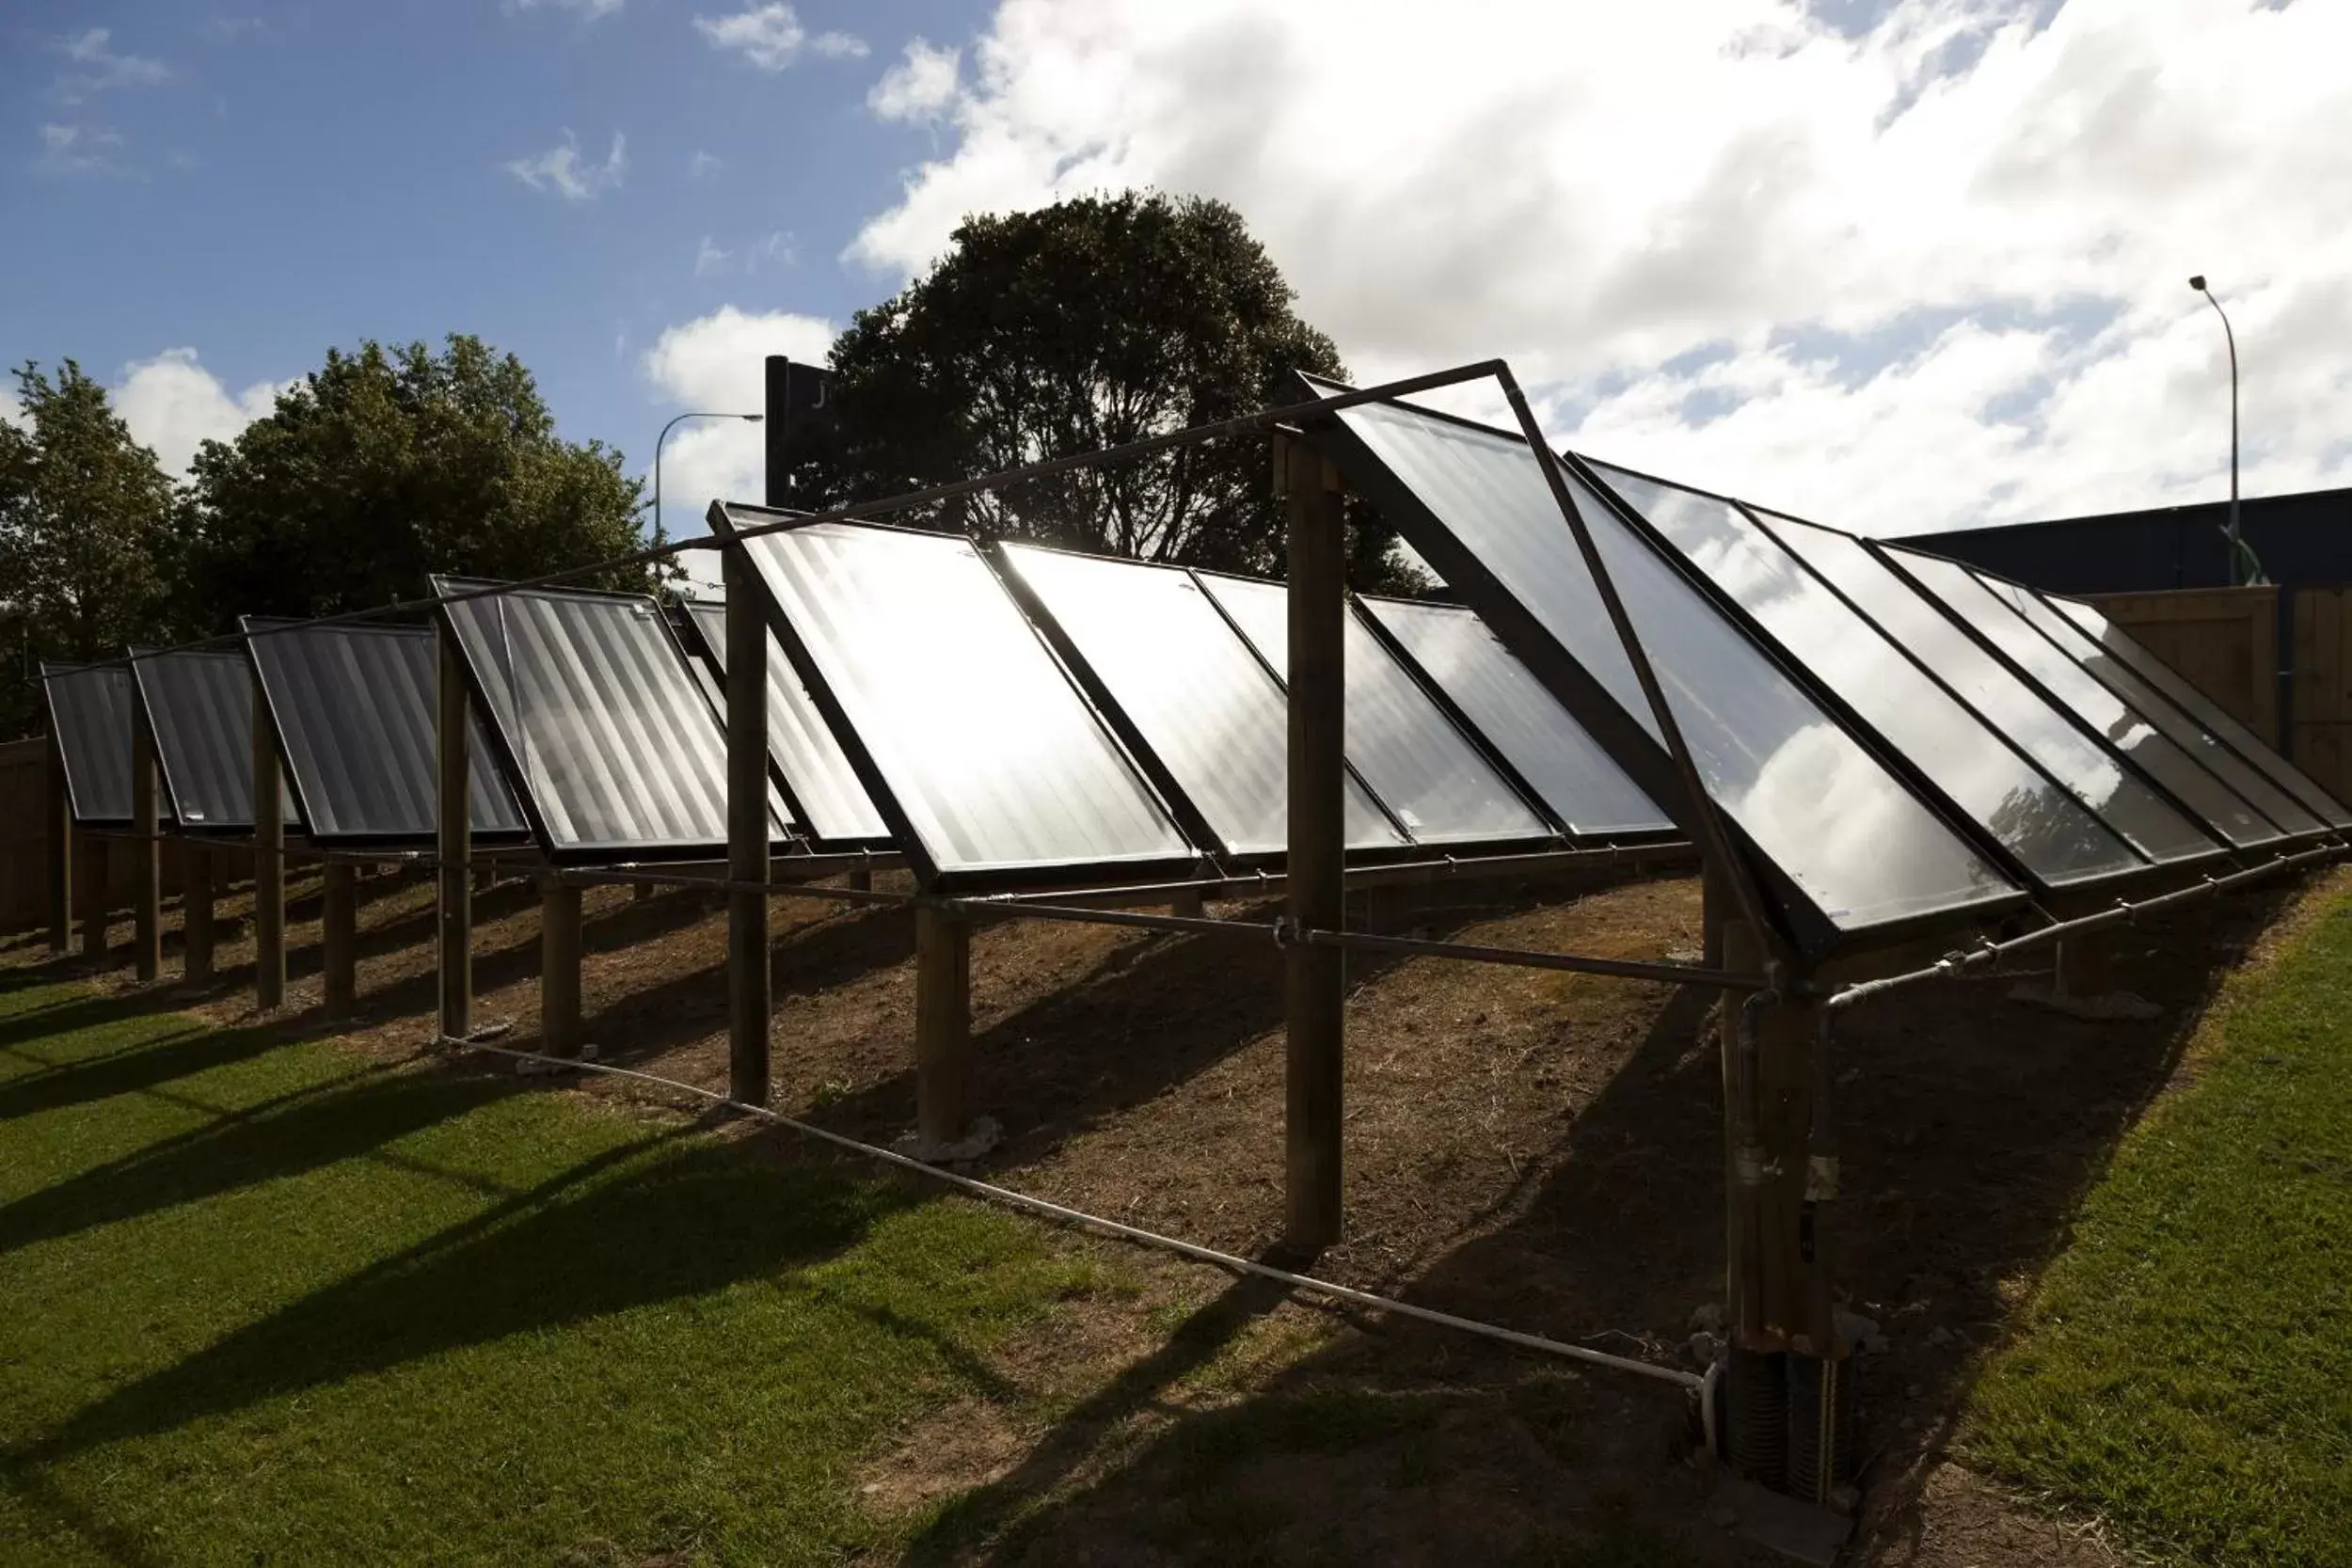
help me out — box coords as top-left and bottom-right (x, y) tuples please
(914, 908), (973, 1147)
(322, 862), (358, 1017)
(541, 879), (583, 1058)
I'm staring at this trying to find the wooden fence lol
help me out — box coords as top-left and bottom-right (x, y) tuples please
(0, 736), (186, 936)
(2084, 583), (2352, 807)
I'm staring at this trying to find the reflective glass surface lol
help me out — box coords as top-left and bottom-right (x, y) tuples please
(1359, 597), (1671, 837)
(1334, 396), (2017, 933)
(40, 662), (135, 824)
(1756, 512), (2218, 864)
(1002, 545), (1403, 857)
(1883, 547), (2283, 847)
(2047, 594), (2350, 829)
(131, 649), (298, 830)
(1979, 576), (2326, 836)
(1199, 573), (1553, 846)
(1597, 465), (2142, 888)
(684, 601), (891, 844)
(738, 521), (1194, 879)
(440, 581), (774, 856)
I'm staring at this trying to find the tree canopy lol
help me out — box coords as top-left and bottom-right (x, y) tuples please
(789, 192), (1422, 592)
(183, 335), (650, 626)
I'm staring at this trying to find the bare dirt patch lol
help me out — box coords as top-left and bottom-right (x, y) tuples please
(28, 855), (2329, 1564)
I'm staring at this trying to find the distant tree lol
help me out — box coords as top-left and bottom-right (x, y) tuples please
(788, 191), (1423, 592)
(184, 335), (649, 628)
(0, 359), (183, 732)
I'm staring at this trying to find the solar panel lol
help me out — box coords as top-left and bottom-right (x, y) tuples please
(1881, 546), (2293, 849)
(714, 515), (1198, 888)
(1973, 573), (2331, 837)
(1197, 572), (1555, 847)
(245, 618), (530, 844)
(130, 648), (300, 832)
(1000, 544), (1406, 859)
(1595, 464), (2147, 891)
(2045, 594), (2351, 830)
(435, 578), (785, 862)
(1358, 597), (1673, 838)
(39, 661), (136, 825)
(680, 601), (892, 846)
(1313, 387), (2021, 948)
(1752, 512), (2220, 866)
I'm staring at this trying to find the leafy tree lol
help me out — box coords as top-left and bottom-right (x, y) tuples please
(789, 191), (1422, 592)
(184, 335), (649, 627)
(0, 360), (183, 732)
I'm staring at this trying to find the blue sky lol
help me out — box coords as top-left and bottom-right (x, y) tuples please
(7, 0), (2348, 542)
(3, 0), (977, 488)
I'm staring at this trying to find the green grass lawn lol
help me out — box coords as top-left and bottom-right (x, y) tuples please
(0, 974), (1109, 1567)
(1969, 879), (2352, 1567)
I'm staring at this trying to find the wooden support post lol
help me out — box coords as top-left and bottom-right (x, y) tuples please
(633, 879), (657, 903)
(849, 867), (874, 894)
(724, 543), (772, 1105)
(76, 831), (106, 961)
(252, 675), (285, 1010)
(322, 861), (357, 1017)
(540, 876), (583, 1058)
(2054, 934), (2113, 999)
(184, 843), (215, 982)
(46, 736), (72, 956)
(914, 906), (973, 1145)
(437, 624), (472, 1040)
(1168, 886), (1205, 920)
(1280, 435), (1347, 1253)
(132, 711), (162, 982)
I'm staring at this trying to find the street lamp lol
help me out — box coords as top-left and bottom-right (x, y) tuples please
(2187, 275), (2246, 584)
(653, 410), (764, 545)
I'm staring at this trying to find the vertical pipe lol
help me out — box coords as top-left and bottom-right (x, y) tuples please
(132, 712), (162, 982)
(437, 624), (472, 1040)
(914, 906), (972, 1146)
(46, 735), (72, 956)
(322, 860), (357, 1017)
(724, 542), (772, 1106)
(1280, 434), (1347, 1253)
(76, 831), (106, 961)
(184, 842), (215, 981)
(540, 877), (583, 1058)
(252, 675), (285, 1010)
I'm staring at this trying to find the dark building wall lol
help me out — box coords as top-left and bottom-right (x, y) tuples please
(1913, 486), (2352, 594)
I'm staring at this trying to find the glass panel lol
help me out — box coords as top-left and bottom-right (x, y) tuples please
(1002, 546), (1403, 857)
(131, 650), (299, 830)
(1198, 573), (1554, 846)
(1979, 577), (2326, 835)
(1335, 398), (2016, 934)
(1756, 512), (2218, 864)
(685, 602), (891, 844)
(1596, 466), (2143, 889)
(739, 522), (1194, 879)
(2048, 594), (2349, 829)
(1883, 547), (2284, 848)
(40, 663), (135, 823)
(1360, 597), (1671, 837)
(441, 583), (768, 855)
(246, 620), (526, 841)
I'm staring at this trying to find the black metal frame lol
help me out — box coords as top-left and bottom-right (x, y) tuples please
(2026, 583), (2352, 828)
(240, 615), (535, 853)
(1295, 381), (2031, 959)
(669, 597), (897, 854)
(1867, 540), (2311, 849)
(706, 503), (1212, 894)
(37, 659), (135, 827)
(126, 645), (301, 837)
(1568, 455), (2180, 903)
(430, 575), (794, 867)
(1351, 593), (1684, 844)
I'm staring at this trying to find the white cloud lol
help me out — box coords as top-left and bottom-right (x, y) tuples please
(501, 129), (627, 202)
(689, 149), (724, 179)
(868, 38), (961, 123)
(694, 236), (733, 276)
(640, 306), (834, 583)
(847, 0), (2352, 533)
(510, 0), (627, 18)
(33, 122), (130, 178)
(55, 27), (169, 99)
(694, 4), (866, 70)
(110, 348), (294, 476)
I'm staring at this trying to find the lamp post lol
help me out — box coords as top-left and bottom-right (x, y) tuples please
(653, 410), (764, 546)
(2188, 275), (2244, 584)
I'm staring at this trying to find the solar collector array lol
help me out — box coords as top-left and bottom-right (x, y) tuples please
(40, 662), (136, 825)
(130, 647), (300, 832)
